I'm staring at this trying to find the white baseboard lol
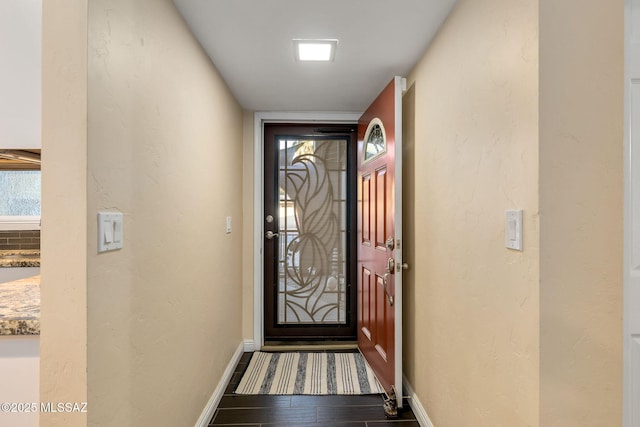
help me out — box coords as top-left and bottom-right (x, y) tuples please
(194, 341), (246, 427)
(243, 339), (255, 353)
(403, 375), (435, 427)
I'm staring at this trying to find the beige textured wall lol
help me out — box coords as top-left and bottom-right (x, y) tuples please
(87, 0), (244, 425)
(539, 1), (623, 425)
(405, 0), (539, 425)
(41, 0), (88, 426)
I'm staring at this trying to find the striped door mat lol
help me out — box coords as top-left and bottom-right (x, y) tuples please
(234, 351), (384, 395)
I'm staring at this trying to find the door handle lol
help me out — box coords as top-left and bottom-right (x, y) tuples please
(265, 230), (279, 240)
(386, 257), (395, 274)
(382, 273), (394, 306)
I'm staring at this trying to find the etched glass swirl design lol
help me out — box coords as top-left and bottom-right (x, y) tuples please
(363, 123), (385, 162)
(278, 138), (347, 324)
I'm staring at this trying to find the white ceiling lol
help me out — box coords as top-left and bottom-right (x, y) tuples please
(172, 0), (457, 112)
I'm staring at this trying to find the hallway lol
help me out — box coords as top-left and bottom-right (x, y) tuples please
(36, 0), (624, 426)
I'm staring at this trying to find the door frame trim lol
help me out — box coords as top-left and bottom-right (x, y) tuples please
(252, 111), (361, 350)
(624, 1), (632, 425)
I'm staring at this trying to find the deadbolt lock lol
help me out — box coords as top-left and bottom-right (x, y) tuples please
(385, 236), (395, 251)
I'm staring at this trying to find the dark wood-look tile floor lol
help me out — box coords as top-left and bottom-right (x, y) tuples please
(209, 352), (420, 427)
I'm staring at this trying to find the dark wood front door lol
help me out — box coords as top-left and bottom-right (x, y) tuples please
(263, 124), (357, 340)
(357, 77), (404, 403)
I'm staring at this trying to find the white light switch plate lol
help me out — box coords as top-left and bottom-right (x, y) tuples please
(505, 210), (523, 251)
(98, 212), (123, 253)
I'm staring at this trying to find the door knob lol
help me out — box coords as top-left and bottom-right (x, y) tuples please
(265, 230), (279, 240)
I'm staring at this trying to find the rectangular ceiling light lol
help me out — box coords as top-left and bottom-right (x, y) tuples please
(294, 39), (338, 61)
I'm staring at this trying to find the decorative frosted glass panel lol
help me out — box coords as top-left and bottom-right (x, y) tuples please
(363, 119), (386, 162)
(0, 171), (41, 216)
(277, 138), (347, 324)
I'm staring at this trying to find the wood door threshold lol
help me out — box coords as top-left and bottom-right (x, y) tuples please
(261, 341), (358, 352)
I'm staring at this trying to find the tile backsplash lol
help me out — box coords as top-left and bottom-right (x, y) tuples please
(0, 230), (40, 251)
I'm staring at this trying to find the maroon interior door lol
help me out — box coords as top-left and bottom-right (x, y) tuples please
(357, 77), (404, 403)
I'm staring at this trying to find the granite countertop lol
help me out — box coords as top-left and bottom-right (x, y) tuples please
(0, 275), (40, 335)
(0, 249), (41, 267)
